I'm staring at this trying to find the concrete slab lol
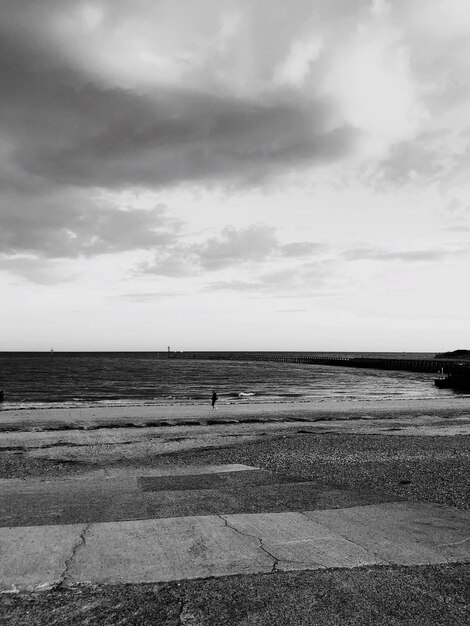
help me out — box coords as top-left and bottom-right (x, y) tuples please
(138, 469), (306, 492)
(0, 464), (257, 492)
(305, 503), (470, 565)
(389, 502), (470, 561)
(0, 524), (86, 592)
(0, 465), (261, 528)
(222, 512), (384, 571)
(0, 476), (140, 495)
(0, 466), (383, 527)
(1, 483), (383, 528)
(142, 464), (258, 475)
(66, 516), (274, 583)
(142, 483), (384, 520)
(0, 490), (149, 528)
(2, 502), (470, 590)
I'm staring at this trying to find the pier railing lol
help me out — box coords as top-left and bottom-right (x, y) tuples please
(171, 352), (469, 374)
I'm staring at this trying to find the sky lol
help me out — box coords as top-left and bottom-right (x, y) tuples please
(1, 0), (469, 352)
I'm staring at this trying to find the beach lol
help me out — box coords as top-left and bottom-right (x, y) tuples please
(0, 397), (469, 484)
(1, 397), (469, 624)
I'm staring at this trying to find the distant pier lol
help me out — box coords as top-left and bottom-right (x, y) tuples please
(169, 352), (470, 375)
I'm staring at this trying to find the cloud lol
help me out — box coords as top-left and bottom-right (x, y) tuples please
(140, 224), (326, 276)
(113, 291), (185, 301)
(280, 242), (326, 257)
(2, 0), (469, 198)
(139, 251), (196, 278)
(0, 16), (355, 195)
(205, 260), (336, 294)
(443, 224), (470, 233)
(344, 246), (466, 263)
(365, 0), (470, 185)
(196, 224), (278, 270)
(0, 193), (180, 258)
(446, 199), (464, 213)
(0, 257), (77, 285)
(206, 279), (263, 292)
(277, 308), (308, 313)
(1, 0), (470, 276)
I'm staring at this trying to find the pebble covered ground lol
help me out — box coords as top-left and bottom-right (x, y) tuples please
(1, 430), (469, 511)
(132, 431), (470, 511)
(1, 563), (469, 625)
(0, 454), (88, 480)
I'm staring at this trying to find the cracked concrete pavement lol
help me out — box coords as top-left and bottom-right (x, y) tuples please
(218, 514), (280, 574)
(60, 523), (90, 586)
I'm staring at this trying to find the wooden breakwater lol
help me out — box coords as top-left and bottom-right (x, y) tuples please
(172, 352), (470, 375)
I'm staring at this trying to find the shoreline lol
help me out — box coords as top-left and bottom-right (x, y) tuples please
(2, 395), (469, 426)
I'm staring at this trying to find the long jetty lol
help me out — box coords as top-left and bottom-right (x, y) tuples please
(172, 352), (469, 375)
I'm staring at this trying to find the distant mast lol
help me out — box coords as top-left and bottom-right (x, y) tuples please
(50, 347), (54, 359)
(168, 346), (170, 358)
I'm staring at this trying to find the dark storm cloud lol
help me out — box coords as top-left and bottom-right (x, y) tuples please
(0, 6), (356, 264)
(0, 29), (355, 193)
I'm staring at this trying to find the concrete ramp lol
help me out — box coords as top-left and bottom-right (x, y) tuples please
(1, 503), (469, 591)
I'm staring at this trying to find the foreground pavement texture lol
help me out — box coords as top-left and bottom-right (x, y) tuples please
(1, 464), (469, 592)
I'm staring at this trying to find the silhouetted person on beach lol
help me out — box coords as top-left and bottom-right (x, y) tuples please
(211, 390), (218, 409)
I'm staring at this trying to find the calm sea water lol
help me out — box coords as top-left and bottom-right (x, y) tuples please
(0, 352), (458, 409)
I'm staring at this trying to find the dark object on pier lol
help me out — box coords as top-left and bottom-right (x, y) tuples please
(434, 349), (470, 359)
(435, 364), (470, 391)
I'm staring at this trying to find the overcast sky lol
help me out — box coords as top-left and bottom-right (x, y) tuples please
(1, 0), (469, 351)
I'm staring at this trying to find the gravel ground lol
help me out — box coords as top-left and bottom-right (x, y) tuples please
(1, 564), (469, 625)
(0, 454), (88, 480)
(1, 431), (469, 510)
(126, 431), (470, 511)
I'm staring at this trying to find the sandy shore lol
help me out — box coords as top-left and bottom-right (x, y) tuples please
(0, 397), (469, 481)
(2, 396), (470, 429)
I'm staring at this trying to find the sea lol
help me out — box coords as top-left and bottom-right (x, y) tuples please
(0, 351), (461, 410)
